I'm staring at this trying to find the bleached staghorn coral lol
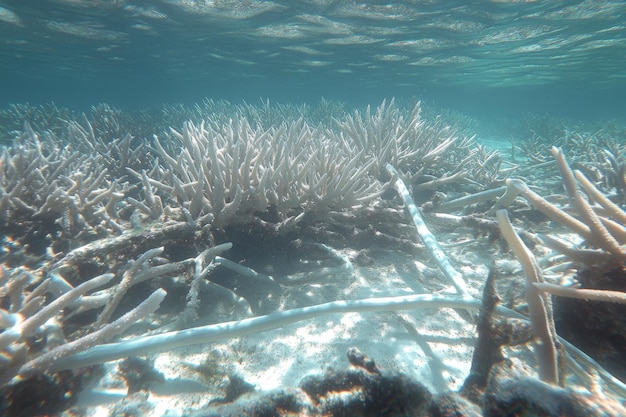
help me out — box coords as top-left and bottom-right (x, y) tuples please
(134, 100), (501, 233)
(0, 103), (76, 144)
(0, 102), (162, 147)
(0, 123), (132, 244)
(330, 99), (502, 190)
(160, 97), (347, 132)
(63, 115), (151, 178)
(133, 117), (382, 229)
(1, 99), (498, 246)
(511, 117), (626, 201)
(331, 99), (454, 179)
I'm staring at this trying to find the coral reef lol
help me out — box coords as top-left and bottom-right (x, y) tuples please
(509, 114), (626, 201)
(1, 99), (484, 379)
(1, 99), (625, 416)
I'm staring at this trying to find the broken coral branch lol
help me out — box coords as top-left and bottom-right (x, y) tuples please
(496, 209), (560, 386)
(534, 282), (626, 304)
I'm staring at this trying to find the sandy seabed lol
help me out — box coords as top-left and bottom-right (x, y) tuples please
(69, 229), (539, 417)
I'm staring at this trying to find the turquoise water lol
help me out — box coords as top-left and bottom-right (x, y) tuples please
(0, 0), (625, 119)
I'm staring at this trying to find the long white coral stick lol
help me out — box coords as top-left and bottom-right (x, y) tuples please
(49, 293), (482, 372)
(386, 163), (468, 296)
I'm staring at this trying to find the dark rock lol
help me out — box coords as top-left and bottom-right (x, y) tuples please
(191, 387), (313, 417)
(484, 362), (626, 417)
(240, 388), (314, 417)
(211, 374), (255, 404)
(0, 369), (92, 417)
(299, 366), (432, 417)
(429, 391), (482, 417)
(346, 346), (380, 374)
(119, 357), (164, 394)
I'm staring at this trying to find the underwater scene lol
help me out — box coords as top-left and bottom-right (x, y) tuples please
(1, 1), (626, 416)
